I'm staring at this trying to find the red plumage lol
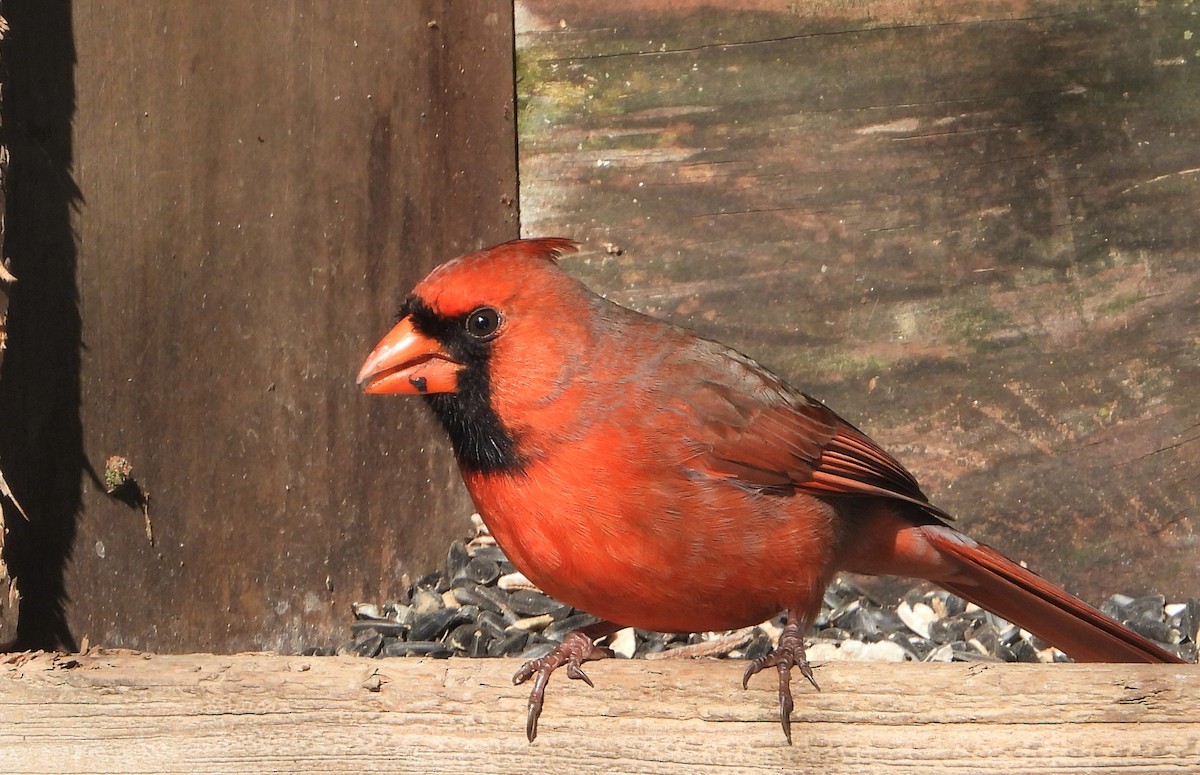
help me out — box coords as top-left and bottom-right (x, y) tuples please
(358, 238), (1185, 743)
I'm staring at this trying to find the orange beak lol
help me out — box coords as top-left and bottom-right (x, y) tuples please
(356, 317), (462, 395)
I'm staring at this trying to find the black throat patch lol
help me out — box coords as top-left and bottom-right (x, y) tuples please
(400, 298), (522, 474)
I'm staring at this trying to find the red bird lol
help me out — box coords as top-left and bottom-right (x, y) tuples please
(358, 238), (1185, 743)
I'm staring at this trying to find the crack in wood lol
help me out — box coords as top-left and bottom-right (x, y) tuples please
(528, 12), (1090, 64)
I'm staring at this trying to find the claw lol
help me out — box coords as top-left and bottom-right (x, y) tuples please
(741, 620), (818, 744)
(511, 624), (617, 742)
(565, 661), (595, 687)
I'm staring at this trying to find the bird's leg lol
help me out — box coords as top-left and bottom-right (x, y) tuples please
(512, 620), (621, 742)
(742, 615), (818, 744)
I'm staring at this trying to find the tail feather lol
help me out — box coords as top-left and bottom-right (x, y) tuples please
(920, 525), (1186, 664)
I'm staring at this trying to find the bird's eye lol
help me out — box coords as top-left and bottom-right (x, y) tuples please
(465, 307), (501, 340)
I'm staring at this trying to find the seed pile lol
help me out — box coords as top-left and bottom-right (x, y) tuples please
(319, 515), (1197, 664)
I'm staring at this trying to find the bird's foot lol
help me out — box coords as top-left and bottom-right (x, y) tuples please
(742, 620), (818, 744)
(513, 626), (615, 742)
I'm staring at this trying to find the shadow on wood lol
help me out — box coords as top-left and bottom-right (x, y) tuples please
(0, 0), (84, 652)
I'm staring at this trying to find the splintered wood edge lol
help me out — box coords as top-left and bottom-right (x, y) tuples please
(0, 652), (1197, 774)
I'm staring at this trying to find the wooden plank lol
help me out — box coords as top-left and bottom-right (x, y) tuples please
(0, 2), (516, 652)
(515, 1), (1200, 602)
(0, 652), (1197, 774)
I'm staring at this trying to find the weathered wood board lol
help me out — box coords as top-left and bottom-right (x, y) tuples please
(0, 2), (516, 652)
(515, 1), (1200, 601)
(1, 652), (1197, 774)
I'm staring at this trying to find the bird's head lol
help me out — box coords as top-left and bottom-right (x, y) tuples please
(356, 237), (586, 471)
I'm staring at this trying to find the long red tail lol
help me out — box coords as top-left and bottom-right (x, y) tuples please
(920, 525), (1186, 664)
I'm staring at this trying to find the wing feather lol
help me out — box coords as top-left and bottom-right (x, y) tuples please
(673, 339), (950, 519)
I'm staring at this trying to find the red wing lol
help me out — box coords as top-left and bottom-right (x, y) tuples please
(804, 404), (945, 515)
(673, 342), (948, 518)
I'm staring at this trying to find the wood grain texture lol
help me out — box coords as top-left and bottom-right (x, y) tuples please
(0, 1), (517, 652)
(0, 652), (1197, 774)
(515, 1), (1200, 601)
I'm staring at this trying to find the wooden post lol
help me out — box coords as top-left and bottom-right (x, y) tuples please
(0, 1), (518, 652)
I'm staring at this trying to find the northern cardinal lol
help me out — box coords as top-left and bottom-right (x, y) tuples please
(358, 238), (1185, 743)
